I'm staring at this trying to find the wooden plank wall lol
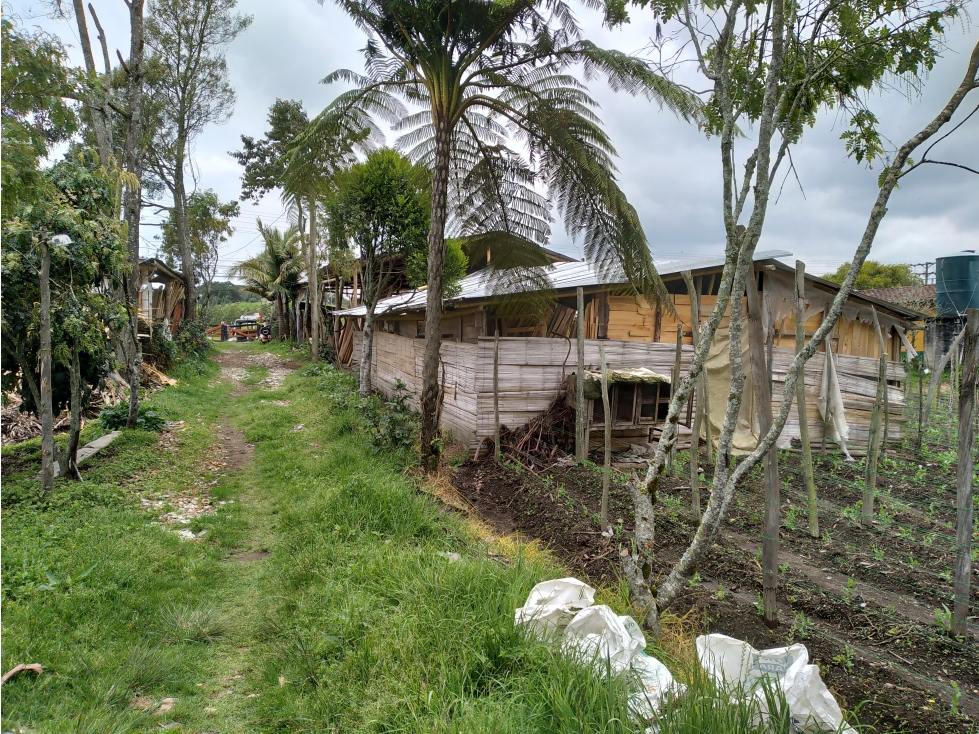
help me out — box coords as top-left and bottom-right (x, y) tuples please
(363, 326), (908, 451)
(368, 331), (479, 447)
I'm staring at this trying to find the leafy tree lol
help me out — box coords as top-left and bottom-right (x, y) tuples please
(230, 220), (304, 339)
(405, 238), (468, 298)
(209, 281), (261, 304)
(231, 99), (310, 205)
(0, 17), (78, 217)
(824, 261), (923, 291)
(144, 0), (251, 322)
(158, 189), (240, 314)
(616, 0), (974, 635)
(312, 0), (698, 467)
(2, 155), (127, 487)
(329, 149), (430, 394)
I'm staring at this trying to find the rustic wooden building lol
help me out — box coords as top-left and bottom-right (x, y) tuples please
(334, 250), (922, 453)
(138, 258), (185, 336)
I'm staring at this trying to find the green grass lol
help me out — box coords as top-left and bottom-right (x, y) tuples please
(2, 344), (792, 733)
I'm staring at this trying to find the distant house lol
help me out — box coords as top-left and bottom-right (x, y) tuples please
(138, 258), (185, 336)
(857, 285), (936, 362)
(334, 250), (923, 454)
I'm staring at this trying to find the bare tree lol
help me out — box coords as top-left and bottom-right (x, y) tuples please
(144, 0), (251, 322)
(621, 0), (978, 634)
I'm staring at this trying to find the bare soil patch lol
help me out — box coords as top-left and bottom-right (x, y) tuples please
(452, 449), (978, 734)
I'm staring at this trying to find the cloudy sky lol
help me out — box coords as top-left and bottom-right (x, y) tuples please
(10, 0), (979, 279)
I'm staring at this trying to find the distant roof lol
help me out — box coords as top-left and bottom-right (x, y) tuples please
(140, 257), (183, 282)
(856, 285), (935, 305)
(335, 250), (792, 317)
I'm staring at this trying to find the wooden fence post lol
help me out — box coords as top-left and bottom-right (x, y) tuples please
(794, 262), (819, 538)
(576, 287), (587, 462)
(670, 325), (682, 475)
(863, 307), (886, 527)
(494, 329), (501, 464)
(953, 308), (979, 636)
(600, 345), (611, 533)
(747, 269), (780, 630)
(682, 271), (702, 520)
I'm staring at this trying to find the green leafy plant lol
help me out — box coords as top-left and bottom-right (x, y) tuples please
(37, 562), (97, 592)
(788, 612), (814, 642)
(935, 604), (953, 632)
(832, 645), (855, 672)
(872, 544), (885, 562)
(99, 402), (166, 432)
(842, 578), (858, 604)
(362, 379), (419, 453)
(950, 681), (962, 715)
(783, 504), (798, 531)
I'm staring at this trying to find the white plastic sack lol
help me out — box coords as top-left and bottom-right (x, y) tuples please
(515, 578), (683, 719)
(697, 633), (857, 734)
(514, 577), (595, 640)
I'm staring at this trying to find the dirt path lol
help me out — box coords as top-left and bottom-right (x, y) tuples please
(149, 346), (298, 730)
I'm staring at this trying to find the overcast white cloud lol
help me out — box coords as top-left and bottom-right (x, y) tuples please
(10, 0), (978, 279)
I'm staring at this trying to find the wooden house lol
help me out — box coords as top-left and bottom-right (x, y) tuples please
(333, 250), (923, 453)
(138, 258), (184, 336)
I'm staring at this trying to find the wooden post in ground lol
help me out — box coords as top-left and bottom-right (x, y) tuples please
(794, 262), (818, 538)
(670, 325), (683, 475)
(746, 269), (780, 630)
(682, 271), (702, 520)
(494, 329), (501, 464)
(917, 355), (925, 451)
(925, 326), (967, 427)
(576, 287), (587, 462)
(599, 345), (611, 533)
(953, 308), (979, 637)
(863, 307), (887, 527)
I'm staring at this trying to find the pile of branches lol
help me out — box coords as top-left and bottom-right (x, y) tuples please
(477, 388), (577, 473)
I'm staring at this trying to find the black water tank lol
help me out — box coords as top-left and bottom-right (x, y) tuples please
(935, 250), (979, 315)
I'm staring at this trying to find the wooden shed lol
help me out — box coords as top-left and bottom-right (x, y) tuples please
(334, 250), (922, 452)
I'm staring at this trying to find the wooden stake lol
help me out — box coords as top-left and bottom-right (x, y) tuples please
(794, 262), (818, 538)
(600, 345), (611, 533)
(494, 329), (501, 464)
(669, 325), (683, 475)
(863, 306), (886, 527)
(682, 271), (702, 520)
(953, 308), (979, 636)
(576, 287), (587, 462)
(747, 269), (780, 630)
(917, 355), (924, 452)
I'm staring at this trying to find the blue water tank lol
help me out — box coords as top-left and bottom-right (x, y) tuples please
(935, 250), (979, 315)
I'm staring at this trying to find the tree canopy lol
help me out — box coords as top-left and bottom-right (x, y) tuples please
(824, 261), (924, 290)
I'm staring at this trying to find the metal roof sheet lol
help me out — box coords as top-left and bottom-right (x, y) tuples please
(334, 249), (793, 317)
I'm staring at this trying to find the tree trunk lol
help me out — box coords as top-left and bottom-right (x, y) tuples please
(420, 117), (452, 470)
(174, 146), (196, 323)
(953, 308), (978, 636)
(794, 262), (818, 538)
(63, 350), (83, 480)
(123, 0), (146, 429)
(600, 345), (611, 532)
(39, 241), (57, 492)
(682, 271), (702, 520)
(309, 199), (319, 361)
(276, 294), (286, 340)
(71, 0), (112, 164)
(359, 308), (374, 396)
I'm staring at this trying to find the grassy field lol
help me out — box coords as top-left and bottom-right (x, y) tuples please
(2, 343), (792, 733)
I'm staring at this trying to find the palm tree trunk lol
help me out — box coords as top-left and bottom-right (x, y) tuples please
(277, 294), (285, 340)
(420, 118), (451, 470)
(360, 307), (375, 397)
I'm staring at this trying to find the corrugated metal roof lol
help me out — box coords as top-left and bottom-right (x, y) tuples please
(335, 249), (793, 317)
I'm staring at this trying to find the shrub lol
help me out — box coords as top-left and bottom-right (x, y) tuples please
(147, 327), (178, 369)
(99, 402), (166, 431)
(363, 379), (419, 453)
